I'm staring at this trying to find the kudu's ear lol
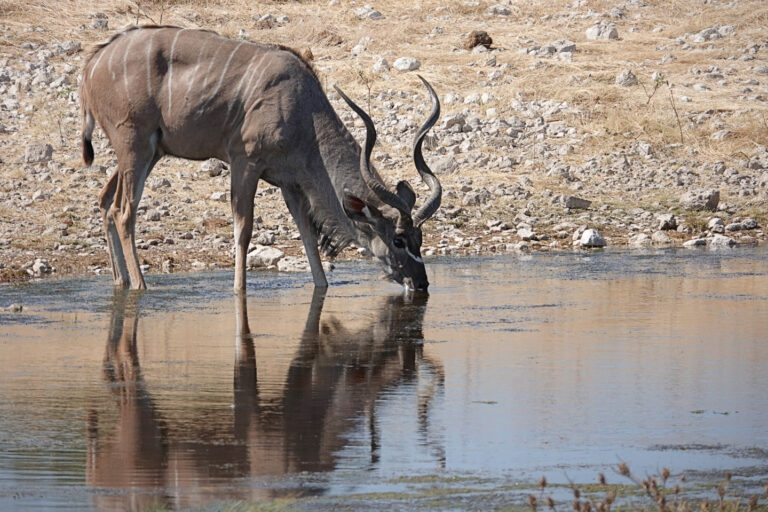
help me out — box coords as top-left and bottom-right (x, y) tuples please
(396, 180), (416, 211)
(344, 195), (383, 225)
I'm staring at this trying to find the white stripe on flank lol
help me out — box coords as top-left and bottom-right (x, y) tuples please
(183, 39), (210, 105)
(226, 52), (266, 120)
(198, 43), (225, 105)
(107, 42), (117, 80)
(167, 28), (189, 115)
(200, 42), (244, 110)
(145, 30), (157, 97)
(88, 47), (107, 84)
(122, 34), (136, 101)
(243, 57), (272, 110)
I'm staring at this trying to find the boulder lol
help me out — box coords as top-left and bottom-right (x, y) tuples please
(246, 245), (285, 268)
(580, 229), (606, 247)
(680, 189), (719, 211)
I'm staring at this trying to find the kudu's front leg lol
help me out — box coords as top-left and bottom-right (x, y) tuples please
(282, 187), (329, 289)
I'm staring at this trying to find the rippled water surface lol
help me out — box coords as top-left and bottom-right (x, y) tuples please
(1, 248), (767, 510)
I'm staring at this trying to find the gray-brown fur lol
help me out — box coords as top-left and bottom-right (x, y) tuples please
(80, 25), (441, 292)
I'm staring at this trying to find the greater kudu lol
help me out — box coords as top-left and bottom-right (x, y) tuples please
(79, 25), (441, 292)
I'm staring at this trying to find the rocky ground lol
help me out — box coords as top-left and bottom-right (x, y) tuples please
(1, 0), (767, 287)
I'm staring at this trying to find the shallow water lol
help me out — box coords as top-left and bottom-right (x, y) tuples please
(1, 248), (767, 510)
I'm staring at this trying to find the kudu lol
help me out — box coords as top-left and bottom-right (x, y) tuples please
(79, 25), (441, 292)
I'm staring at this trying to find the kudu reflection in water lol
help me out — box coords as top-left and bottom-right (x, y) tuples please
(86, 291), (444, 509)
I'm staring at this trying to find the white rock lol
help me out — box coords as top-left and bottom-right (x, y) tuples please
(210, 191), (228, 202)
(683, 239), (706, 248)
(246, 245), (285, 268)
(24, 143), (53, 163)
(586, 22), (618, 40)
(355, 5), (384, 19)
(709, 234), (736, 248)
(615, 69), (638, 86)
(629, 233), (653, 247)
(200, 158), (225, 176)
(393, 57), (421, 71)
(651, 230), (673, 244)
(372, 57), (389, 73)
(580, 229), (606, 247)
(488, 4), (511, 15)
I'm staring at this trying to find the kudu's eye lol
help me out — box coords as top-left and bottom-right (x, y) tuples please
(393, 236), (406, 249)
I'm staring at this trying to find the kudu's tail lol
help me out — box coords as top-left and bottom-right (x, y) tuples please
(81, 105), (95, 167)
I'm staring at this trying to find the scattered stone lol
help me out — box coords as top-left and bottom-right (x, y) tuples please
(657, 213), (677, 230)
(24, 143), (53, 163)
(161, 259), (174, 273)
(683, 239), (707, 248)
(708, 217), (725, 233)
(6, 304), (23, 313)
(709, 234), (736, 248)
(200, 158), (225, 177)
(615, 69), (638, 87)
(517, 228), (536, 241)
(355, 5), (384, 20)
(91, 18), (108, 30)
(564, 196), (591, 209)
(629, 233), (653, 247)
(277, 256), (309, 272)
(651, 230), (673, 244)
(393, 57), (421, 71)
(246, 245), (285, 268)
(27, 258), (52, 276)
(372, 57), (390, 73)
(680, 189), (719, 211)
(488, 4), (511, 16)
(586, 22), (618, 40)
(210, 191), (228, 202)
(710, 130), (731, 141)
(255, 231), (275, 245)
(742, 218), (758, 230)
(432, 155), (459, 174)
(464, 30), (493, 50)
(579, 229), (606, 248)
(148, 177), (171, 191)
(552, 39), (576, 55)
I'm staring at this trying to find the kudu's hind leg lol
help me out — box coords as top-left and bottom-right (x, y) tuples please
(282, 187), (328, 289)
(111, 135), (161, 290)
(230, 158), (261, 291)
(99, 172), (130, 287)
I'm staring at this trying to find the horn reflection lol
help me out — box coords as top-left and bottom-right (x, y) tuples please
(86, 290), (444, 510)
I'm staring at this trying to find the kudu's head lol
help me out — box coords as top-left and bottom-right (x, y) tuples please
(335, 76), (442, 292)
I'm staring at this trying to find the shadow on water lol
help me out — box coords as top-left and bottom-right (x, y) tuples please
(85, 287), (443, 510)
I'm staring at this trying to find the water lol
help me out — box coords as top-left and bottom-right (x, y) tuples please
(1, 248), (767, 510)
